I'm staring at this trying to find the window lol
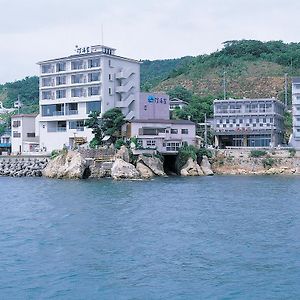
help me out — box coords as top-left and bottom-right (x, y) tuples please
(57, 121), (67, 132)
(71, 74), (84, 84)
(13, 131), (21, 138)
(109, 88), (112, 95)
(142, 128), (165, 135)
(42, 104), (64, 116)
(69, 120), (84, 131)
(56, 76), (66, 85)
(66, 103), (78, 115)
(146, 140), (156, 147)
(56, 62), (66, 72)
(109, 74), (112, 81)
(71, 60), (84, 70)
(27, 133), (35, 138)
(171, 129), (178, 134)
(13, 120), (21, 127)
(42, 64), (53, 74)
(71, 88), (84, 97)
(88, 86), (100, 96)
(88, 58), (100, 68)
(181, 129), (188, 134)
(56, 90), (66, 99)
(86, 101), (101, 114)
(263, 118), (266, 123)
(137, 139), (143, 147)
(42, 91), (52, 100)
(166, 142), (180, 152)
(239, 119), (243, 124)
(88, 72), (100, 82)
(42, 77), (52, 87)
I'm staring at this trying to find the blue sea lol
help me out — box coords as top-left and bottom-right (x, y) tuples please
(0, 176), (300, 299)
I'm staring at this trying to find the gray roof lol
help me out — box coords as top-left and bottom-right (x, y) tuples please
(130, 119), (195, 125)
(292, 77), (300, 83)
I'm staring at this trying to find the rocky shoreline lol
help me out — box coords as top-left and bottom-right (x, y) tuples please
(0, 158), (49, 177)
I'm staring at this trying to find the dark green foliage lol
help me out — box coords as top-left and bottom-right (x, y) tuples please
(115, 139), (125, 150)
(0, 124), (6, 135)
(167, 86), (193, 101)
(84, 111), (102, 148)
(262, 157), (276, 169)
(197, 148), (213, 160)
(173, 94), (214, 123)
(289, 148), (296, 157)
(0, 76), (39, 112)
(176, 144), (197, 171)
(250, 150), (267, 158)
(101, 108), (125, 140)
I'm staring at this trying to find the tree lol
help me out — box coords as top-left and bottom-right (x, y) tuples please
(84, 111), (102, 148)
(101, 108), (125, 141)
(167, 85), (193, 102)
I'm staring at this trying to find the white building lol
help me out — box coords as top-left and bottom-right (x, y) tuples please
(37, 45), (140, 152)
(123, 119), (197, 154)
(290, 78), (300, 148)
(11, 114), (39, 154)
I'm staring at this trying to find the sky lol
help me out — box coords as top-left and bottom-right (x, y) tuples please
(0, 0), (299, 83)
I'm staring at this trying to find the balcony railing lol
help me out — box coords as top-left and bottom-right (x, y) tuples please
(66, 110), (78, 115)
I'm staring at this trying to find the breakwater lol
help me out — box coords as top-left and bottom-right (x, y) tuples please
(0, 157), (49, 177)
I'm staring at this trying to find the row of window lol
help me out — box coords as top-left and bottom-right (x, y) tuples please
(47, 120), (86, 132)
(41, 101), (101, 117)
(42, 86), (101, 99)
(141, 128), (189, 135)
(41, 58), (101, 74)
(13, 132), (35, 138)
(42, 72), (101, 87)
(216, 117), (274, 124)
(137, 140), (182, 152)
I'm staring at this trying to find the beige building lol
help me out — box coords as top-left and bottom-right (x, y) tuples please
(11, 114), (39, 154)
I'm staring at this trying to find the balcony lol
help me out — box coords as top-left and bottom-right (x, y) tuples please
(66, 110), (78, 115)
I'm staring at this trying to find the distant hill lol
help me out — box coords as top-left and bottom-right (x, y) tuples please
(1, 40), (300, 117)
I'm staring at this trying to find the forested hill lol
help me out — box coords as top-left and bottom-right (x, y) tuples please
(1, 40), (300, 117)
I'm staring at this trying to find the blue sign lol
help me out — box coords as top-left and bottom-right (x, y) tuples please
(147, 95), (155, 103)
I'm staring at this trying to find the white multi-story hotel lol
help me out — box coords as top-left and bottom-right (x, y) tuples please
(290, 77), (300, 148)
(37, 45), (140, 152)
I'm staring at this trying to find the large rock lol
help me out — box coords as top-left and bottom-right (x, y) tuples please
(43, 151), (87, 179)
(114, 145), (130, 163)
(137, 155), (166, 176)
(180, 158), (203, 176)
(200, 156), (214, 176)
(111, 158), (139, 180)
(136, 162), (154, 179)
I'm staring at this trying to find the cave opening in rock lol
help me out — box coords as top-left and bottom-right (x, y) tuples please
(82, 167), (91, 179)
(163, 154), (178, 175)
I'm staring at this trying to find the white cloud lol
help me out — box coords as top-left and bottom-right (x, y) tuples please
(0, 0), (299, 83)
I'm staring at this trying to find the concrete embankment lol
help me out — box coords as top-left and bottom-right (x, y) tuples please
(0, 157), (49, 177)
(212, 149), (300, 175)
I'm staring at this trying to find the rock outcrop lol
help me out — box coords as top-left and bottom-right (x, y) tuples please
(200, 156), (214, 176)
(43, 151), (88, 179)
(136, 162), (154, 179)
(180, 158), (203, 176)
(111, 158), (139, 180)
(137, 155), (166, 176)
(0, 158), (48, 177)
(114, 145), (130, 163)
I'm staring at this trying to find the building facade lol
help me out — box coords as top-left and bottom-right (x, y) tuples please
(137, 92), (169, 120)
(124, 119), (197, 154)
(37, 45), (140, 152)
(0, 131), (11, 155)
(213, 98), (284, 148)
(290, 77), (300, 148)
(11, 114), (39, 154)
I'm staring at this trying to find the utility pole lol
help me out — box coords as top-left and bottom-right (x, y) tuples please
(204, 113), (208, 148)
(284, 73), (288, 108)
(223, 70), (227, 100)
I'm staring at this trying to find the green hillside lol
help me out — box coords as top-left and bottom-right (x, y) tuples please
(1, 40), (300, 128)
